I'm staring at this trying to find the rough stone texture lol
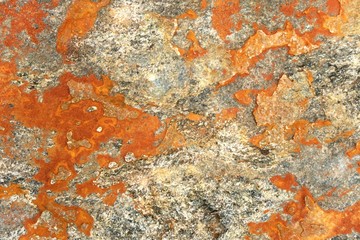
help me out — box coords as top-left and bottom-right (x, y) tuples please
(0, 0), (359, 239)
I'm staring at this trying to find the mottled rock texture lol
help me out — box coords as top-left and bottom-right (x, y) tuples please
(0, 0), (359, 239)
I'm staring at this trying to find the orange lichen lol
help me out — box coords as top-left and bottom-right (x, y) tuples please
(177, 30), (207, 62)
(76, 178), (126, 206)
(304, 69), (314, 85)
(216, 107), (239, 121)
(186, 112), (204, 122)
(327, 0), (341, 16)
(9, 72), (183, 238)
(177, 9), (198, 19)
(234, 89), (255, 105)
(280, 0), (299, 16)
(249, 133), (267, 148)
(0, 60), (19, 136)
(0, 184), (25, 199)
(270, 173), (298, 192)
(231, 22), (318, 76)
(212, 0), (242, 42)
(56, 0), (110, 59)
(200, 0), (207, 9)
(287, 120), (321, 148)
(96, 154), (116, 168)
(21, 192), (94, 240)
(233, 84), (276, 106)
(0, 0), (47, 53)
(249, 177), (360, 239)
(346, 141), (360, 159)
(217, 0), (348, 88)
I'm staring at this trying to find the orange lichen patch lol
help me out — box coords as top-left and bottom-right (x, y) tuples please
(177, 30), (208, 62)
(304, 69), (314, 85)
(10, 72), (181, 237)
(231, 22), (318, 76)
(212, 0), (242, 42)
(76, 179), (126, 206)
(346, 141), (360, 159)
(0, 184), (25, 199)
(234, 89), (255, 105)
(176, 9), (198, 19)
(21, 192), (94, 239)
(248, 214), (287, 239)
(214, 1), (349, 89)
(233, 88), (268, 105)
(97, 154), (116, 168)
(280, 0), (299, 16)
(249, 184), (360, 240)
(200, 0), (207, 9)
(249, 133), (267, 148)
(186, 112), (204, 122)
(216, 107), (239, 121)
(270, 173), (298, 192)
(56, 0), (110, 58)
(102, 182), (127, 206)
(0, 0), (47, 53)
(287, 120), (321, 148)
(0, 61), (19, 135)
(263, 73), (274, 81)
(327, 0), (341, 16)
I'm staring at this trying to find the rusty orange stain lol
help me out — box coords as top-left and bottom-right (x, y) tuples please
(249, 177), (360, 240)
(177, 9), (198, 19)
(0, 0), (47, 52)
(346, 141), (360, 159)
(186, 112), (204, 122)
(21, 192), (94, 239)
(76, 178), (126, 206)
(212, 0), (242, 42)
(230, 22), (318, 76)
(200, 0), (207, 9)
(234, 82), (276, 106)
(270, 173), (298, 192)
(5, 72), (184, 238)
(176, 30), (208, 62)
(0, 184), (25, 199)
(262, 73), (274, 81)
(249, 133), (267, 149)
(234, 89), (255, 106)
(304, 69), (314, 85)
(216, 107), (239, 121)
(280, 0), (299, 16)
(327, 0), (341, 16)
(217, 0), (348, 88)
(56, 0), (110, 59)
(0, 61), (20, 136)
(96, 154), (116, 168)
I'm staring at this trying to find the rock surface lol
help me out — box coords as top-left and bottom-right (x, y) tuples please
(0, 0), (359, 239)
